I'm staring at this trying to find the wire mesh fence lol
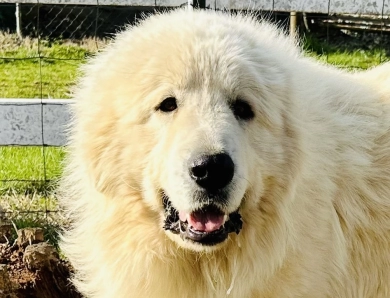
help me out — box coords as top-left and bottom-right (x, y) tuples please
(16, 3), (161, 39)
(0, 0), (389, 224)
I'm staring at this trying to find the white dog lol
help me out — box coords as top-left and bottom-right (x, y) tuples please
(60, 9), (390, 298)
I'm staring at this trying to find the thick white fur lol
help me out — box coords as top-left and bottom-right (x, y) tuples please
(60, 9), (390, 298)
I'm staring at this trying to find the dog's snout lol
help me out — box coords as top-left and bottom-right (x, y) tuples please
(189, 153), (234, 191)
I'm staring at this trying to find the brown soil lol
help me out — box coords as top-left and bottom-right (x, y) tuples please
(0, 243), (81, 298)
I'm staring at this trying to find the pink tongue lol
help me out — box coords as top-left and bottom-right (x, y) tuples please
(179, 210), (225, 233)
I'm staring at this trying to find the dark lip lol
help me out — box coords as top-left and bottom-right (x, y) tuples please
(162, 192), (243, 246)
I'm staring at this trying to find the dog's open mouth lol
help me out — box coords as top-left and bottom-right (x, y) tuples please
(162, 193), (243, 245)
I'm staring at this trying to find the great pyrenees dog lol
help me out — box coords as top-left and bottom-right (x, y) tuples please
(60, 8), (390, 298)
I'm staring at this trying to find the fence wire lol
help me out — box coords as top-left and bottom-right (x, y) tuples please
(0, 1), (389, 222)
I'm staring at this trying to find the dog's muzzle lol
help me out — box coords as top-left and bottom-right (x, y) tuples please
(162, 194), (243, 245)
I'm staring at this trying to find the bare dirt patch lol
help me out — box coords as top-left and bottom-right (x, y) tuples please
(0, 227), (81, 298)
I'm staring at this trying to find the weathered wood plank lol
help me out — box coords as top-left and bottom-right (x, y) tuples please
(211, 0), (389, 14)
(328, 0), (388, 15)
(0, 99), (72, 146)
(0, 0), (156, 6)
(213, 0), (274, 11)
(0, 0), (388, 14)
(273, 0), (329, 13)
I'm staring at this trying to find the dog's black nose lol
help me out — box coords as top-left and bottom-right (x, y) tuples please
(189, 153), (234, 191)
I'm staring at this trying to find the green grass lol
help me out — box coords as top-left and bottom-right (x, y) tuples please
(307, 48), (388, 69)
(0, 32), (102, 98)
(0, 146), (66, 249)
(302, 32), (389, 68)
(0, 59), (82, 99)
(0, 147), (65, 195)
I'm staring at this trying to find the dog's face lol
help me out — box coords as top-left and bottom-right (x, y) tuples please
(79, 11), (296, 252)
(143, 84), (252, 250)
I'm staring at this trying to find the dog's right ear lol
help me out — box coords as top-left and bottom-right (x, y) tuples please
(65, 100), (121, 196)
(71, 117), (151, 198)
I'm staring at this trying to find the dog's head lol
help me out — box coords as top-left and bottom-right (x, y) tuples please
(73, 10), (300, 252)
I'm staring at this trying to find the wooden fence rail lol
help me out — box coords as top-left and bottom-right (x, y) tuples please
(0, 99), (71, 146)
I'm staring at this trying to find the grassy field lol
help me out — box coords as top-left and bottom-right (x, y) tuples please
(0, 32), (105, 98)
(0, 30), (389, 245)
(0, 146), (65, 194)
(0, 146), (66, 246)
(303, 33), (389, 69)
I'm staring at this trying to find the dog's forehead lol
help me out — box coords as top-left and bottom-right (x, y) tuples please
(163, 43), (252, 97)
(125, 16), (258, 89)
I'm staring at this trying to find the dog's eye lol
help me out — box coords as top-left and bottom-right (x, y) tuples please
(231, 99), (254, 121)
(157, 97), (178, 112)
